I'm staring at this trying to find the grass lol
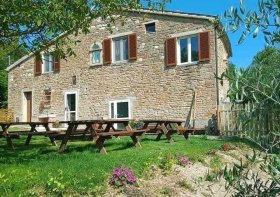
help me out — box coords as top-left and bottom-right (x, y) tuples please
(0, 135), (227, 196)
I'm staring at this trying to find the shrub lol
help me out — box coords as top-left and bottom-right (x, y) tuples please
(110, 166), (137, 187)
(205, 170), (219, 182)
(177, 155), (191, 167)
(223, 151), (280, 196)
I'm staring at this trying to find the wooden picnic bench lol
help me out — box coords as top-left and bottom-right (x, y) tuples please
(58, 119), (147, 154)
(0, 122), (60, 149)
(140, 119), (195, 143)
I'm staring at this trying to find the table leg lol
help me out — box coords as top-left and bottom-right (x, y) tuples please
(156, 133), (163, 141)
(59, 124), (75, 153)
(6, 137), (15, 150)
(90, 123), (99, 141)
(25, 125), (36, 146)
(96, 137), (107, 154)
(25, 135), (32, 145)
(125, 123), (133, 132)
(2, 124), (14, 149)
(82, 124), (91, 140)
(131, 135), (141, 148)
(161, 123), (174, 143)
(183, 132), (189, 140)
(44, 124), (57, 146)
(104, 123), (111, 132)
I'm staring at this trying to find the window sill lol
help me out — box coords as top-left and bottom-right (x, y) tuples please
(145, 31), (156, 34)
(177, 62), (198, 67)
(42, 71), (54, 75)
(111, 60), (129, 65)
(89, 63), (102, 67)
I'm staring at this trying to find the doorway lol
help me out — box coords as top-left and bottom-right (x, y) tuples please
(65, 92), (77, 121)
(24, 92), (32, 122)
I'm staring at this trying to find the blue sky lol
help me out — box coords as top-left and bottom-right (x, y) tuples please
(165, 0), (266, 67)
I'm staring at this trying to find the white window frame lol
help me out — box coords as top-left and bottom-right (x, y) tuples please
(109, 99), (131, 119)
(42, 53), (54, 73)
(177, 34), (199, 66)
(64, 91), (78, 121)
(112, 36), (129, 63)
(90, 42), (102, 66)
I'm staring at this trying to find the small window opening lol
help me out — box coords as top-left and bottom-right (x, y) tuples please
(43, 89), (52, 106)
(145, 23), (156, 33)
(72, 75), (77, 85)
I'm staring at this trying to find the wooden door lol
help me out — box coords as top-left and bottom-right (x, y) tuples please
(25, 92), (32, 122)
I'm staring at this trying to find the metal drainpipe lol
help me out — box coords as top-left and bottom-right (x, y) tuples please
(214, 26), (220, 132)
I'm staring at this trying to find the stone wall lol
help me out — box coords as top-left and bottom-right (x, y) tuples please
(8, 12), (230, 128)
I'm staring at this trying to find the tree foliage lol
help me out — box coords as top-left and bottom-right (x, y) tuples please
(0, 41), (27, 108)
(222, 0), (280, 44)
(221, 47), (280, 152)
(0, 0), (171, 57)
(224, 47), (280, 107)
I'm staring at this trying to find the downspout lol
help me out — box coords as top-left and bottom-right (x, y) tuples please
(214, 26), (220, 132)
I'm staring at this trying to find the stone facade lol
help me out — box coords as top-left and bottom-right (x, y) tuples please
(7, 11), (230, 128)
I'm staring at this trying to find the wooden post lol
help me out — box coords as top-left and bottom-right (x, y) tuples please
(192, 90), (197, 128)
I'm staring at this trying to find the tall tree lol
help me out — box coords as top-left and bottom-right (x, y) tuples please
(0, 41), (27, 108)
(224, 47), (280, 106)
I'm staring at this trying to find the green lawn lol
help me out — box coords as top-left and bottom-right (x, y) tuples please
(0, 135), (227, 196)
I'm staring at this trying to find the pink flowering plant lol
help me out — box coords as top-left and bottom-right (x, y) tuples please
(177, 155), (191, 167)
(110, 166), (137, 187)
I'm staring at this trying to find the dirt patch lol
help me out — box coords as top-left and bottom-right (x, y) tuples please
(105, 146), (271, 197)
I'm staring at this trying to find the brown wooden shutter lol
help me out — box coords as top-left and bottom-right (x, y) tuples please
(54, 57), (60, 72)
(128, 33), (137, 60)
(199, 31), (210, 62)
(34, 56), (42, 76)
(165, 37), (177, 67)
(103, 38), (112, 65)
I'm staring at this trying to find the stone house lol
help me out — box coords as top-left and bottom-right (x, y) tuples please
(6, 9), (231, 128)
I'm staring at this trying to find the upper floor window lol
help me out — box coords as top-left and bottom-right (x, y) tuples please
(34, 53), (60, 76)
(90, 43), (102, 65)
(178, 35), (199, 65)
(145, 22), (156, 33)
(43, 53), (54, 73)
(165, 31), (210, 67)
(113, 36), (128, 62)
(102, 33), (137, 65)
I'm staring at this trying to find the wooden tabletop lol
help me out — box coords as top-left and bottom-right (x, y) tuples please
(0, 122), (50, 125)
(59, 119), (134, 124)
(140, 119), (185, 123)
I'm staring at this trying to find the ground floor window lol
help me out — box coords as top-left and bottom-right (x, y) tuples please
(65, 92), (77, 121)
(109, 99), (131, 129)
(109, 99), (131, 119)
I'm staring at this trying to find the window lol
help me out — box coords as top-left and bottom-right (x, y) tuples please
(177, 35), (199, 65)
(109, 99), (131, 129)
(42, 53), (54, 73)
(90, 43), (102, 65)
(34, 53), (60, 76)
(145, 22), (156, 33)
(113, 36), (128, 62)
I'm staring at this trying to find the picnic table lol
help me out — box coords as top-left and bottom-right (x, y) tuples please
(58, 119), (147, 154)
(140, 119), (195, 143)
(0, 122), (60, 149)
